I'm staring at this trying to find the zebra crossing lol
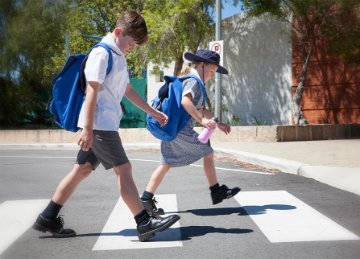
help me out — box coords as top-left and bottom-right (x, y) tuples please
(1, 191), (359, 256)
(0, 199), (50, 255)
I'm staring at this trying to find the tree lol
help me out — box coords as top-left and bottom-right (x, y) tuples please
(0, 0), (70, 127)
(0, 0), (240, 126)
(242, 0), (360, 125)
(142, 0), (215, 76)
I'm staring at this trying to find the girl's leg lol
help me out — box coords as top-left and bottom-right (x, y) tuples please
(145, 164), (171, 194)
(203, 151), (241, 205)
(203, 151), (218, 187)
(140, 164), (171, 216)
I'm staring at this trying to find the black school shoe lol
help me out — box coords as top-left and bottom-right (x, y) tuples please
(137, 214), (180, 242)
(142, 197), (165, 216)
(32, 215), (76, 238)
(211, 185), (241, 205)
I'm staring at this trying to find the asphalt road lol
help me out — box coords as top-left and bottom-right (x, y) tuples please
(0, 149), (359, 259)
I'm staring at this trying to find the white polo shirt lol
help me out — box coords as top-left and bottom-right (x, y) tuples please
(77, 33), (129, 131)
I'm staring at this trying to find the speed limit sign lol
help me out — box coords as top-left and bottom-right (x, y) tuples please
(209, 40), (224, 66)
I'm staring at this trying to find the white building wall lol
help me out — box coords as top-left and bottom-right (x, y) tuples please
(146, 62), (176, 102)
(222, 13), (292, 125)
(146, 13), (292, 125)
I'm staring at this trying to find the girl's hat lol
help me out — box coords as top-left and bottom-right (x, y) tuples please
(184, 49), (228, 74)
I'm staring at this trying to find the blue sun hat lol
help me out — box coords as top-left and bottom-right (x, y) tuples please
(184, 49), (228, 74)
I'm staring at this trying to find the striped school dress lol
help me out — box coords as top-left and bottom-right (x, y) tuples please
(160, 74), (213, 167)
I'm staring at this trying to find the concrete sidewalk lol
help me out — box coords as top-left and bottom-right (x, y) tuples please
(212, 139), (360, 196)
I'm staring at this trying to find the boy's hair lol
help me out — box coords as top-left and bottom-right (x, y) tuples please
(116, 11), (148, 45)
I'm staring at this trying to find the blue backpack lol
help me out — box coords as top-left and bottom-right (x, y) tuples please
(49, 42), (113, 132)
(146, 75), (206, 141)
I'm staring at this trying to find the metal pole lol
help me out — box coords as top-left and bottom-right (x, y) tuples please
(215, 0), (222, 119)
(65, 31), (69, 60)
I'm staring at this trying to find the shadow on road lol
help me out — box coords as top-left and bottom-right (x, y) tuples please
(178, 225), (253, 240)
(170, 204), (296, 216)
(74, 226), (253, 241)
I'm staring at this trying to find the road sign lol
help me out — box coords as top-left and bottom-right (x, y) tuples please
(209, 40), (224, 66)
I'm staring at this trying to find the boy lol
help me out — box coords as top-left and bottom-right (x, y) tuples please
(33, 11), (179, 242)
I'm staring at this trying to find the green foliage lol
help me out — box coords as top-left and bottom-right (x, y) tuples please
(0, 0), (70, 127)
(321, 2), (360, 63)
(251, 115), (267, 126)
(142, 0), (215, 75)
(0, 0), (241, 127)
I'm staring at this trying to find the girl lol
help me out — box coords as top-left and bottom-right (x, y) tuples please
(141, 49), (240, 216)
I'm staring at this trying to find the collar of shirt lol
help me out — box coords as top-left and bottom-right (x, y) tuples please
(101, 33), (124, 56)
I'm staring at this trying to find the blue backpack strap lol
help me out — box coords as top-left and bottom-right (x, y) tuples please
(79, 42), (113, 94)
(92, 42), (113, 75)
(180, 75), (207, 108)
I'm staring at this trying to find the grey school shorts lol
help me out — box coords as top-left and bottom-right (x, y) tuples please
(76, 130), (129, 170)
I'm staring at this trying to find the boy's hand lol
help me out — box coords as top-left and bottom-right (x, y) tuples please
(77, 128), (93, 151)
(151, 109), (168, 126)
(218, 122), (231, 134)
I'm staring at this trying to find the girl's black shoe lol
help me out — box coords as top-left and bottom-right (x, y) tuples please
(211, 185), (241, 205)
(142, 197), (165, 216)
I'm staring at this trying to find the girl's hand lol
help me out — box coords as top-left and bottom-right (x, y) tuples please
(201, 117), (217, 130)
(218, 122), (231, 134)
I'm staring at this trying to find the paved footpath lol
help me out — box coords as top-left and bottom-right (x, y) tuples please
(212, 139), (360, 196)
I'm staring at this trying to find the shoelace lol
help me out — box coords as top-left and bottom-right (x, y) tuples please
(152, 197), (158, 205)
(55, 216), (64, 227)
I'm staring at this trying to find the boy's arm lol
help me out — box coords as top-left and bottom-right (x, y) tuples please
(124, 83), (168, 126)
(77, 81), (100, 151)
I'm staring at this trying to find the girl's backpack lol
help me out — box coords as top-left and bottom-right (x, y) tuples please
(49, 43), (112, 132)
(146, 75), (206, 141)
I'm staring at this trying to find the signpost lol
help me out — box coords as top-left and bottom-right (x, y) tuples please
(209, 40), (224, 66)
(214, 0), (222, 119)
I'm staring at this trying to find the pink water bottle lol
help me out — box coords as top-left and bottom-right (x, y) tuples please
(198, 117), (219, 143)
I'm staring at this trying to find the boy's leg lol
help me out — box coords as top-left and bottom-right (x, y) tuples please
(140, 164), (171, 216)
(203, 152), (241, 205)
(113, 162), (180, 242)
(52, 163), (93, 205)
(33, 148), (98, 238)
(33, 163), (93, 238)
(113, 162), (143, 215)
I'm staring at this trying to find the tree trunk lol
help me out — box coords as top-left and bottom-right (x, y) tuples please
(173, 55), (184, 76)
(293, 42), (312, 125)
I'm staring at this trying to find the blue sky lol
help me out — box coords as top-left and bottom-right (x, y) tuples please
(222, 1), (243, 20)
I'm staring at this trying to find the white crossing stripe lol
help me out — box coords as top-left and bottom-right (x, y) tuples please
(234, 191), (360, 242)
(92, 194), (182, 250)
(0, 199), (49, 255)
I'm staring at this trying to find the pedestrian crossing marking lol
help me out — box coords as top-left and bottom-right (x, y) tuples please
(0, 199), (49, 255)
(234, 191), (360, 242)
(92, 194), (182, 250)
